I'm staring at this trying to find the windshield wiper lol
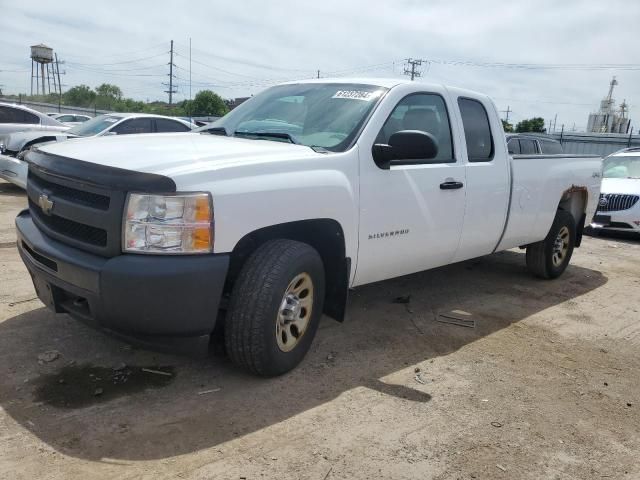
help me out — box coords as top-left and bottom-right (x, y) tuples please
(233, 130), (299, 145)
(310, 145), (330, 153)
(202, 127), (229, 136)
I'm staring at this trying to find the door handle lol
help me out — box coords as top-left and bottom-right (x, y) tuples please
(440, 181), (464, 190)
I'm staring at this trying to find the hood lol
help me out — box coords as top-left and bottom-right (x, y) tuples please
(37, 132), (324, 177)
(601, 177), (640, 195)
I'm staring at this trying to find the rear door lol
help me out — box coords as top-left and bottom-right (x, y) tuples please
(154, 118), (192, 132)
(355, 89), (467, 285)
(452, 96), (510, 261)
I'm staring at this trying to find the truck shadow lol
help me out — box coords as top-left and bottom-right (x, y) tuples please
(0, 250), (607, 461)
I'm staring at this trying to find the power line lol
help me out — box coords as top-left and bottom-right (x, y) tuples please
(65, 52), (167, 67)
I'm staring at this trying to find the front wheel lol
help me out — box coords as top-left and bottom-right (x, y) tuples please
(225, 239), (325, 376)
(526, 210), (576, 279)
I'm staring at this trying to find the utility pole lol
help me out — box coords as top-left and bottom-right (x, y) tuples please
(403, 58), (424, 81)
(55, 53), (63, 96)
(164, 40), (177, 105)
(317, 69), (320, 79)
(552, 113), (558, 133)
(501, 106), (512, 123)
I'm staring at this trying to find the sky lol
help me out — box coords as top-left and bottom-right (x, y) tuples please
(1, 0), (639, 132)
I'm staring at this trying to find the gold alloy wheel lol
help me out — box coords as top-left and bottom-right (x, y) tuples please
(552, 226), (570, 267)
(276, 272), (314, 352)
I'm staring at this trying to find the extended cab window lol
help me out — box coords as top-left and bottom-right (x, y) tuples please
(458, 98), (493, 162)
(111, 118), (153, 135)
(376, 93), (454, 162)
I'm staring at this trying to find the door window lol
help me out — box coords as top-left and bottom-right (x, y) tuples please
(376, 93), (454, 163)
(519, 139), (537, 154)
(458, 98), (494, 162)
(111, 118), (153, 135)
(155, 119), (191, 132)
(0, 106), (39, 124)
(507, 138), (520, 154)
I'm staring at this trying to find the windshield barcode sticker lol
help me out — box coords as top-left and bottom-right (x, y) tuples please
(332, 90), (382, 101)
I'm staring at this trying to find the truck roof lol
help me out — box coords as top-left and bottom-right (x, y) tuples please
(279, 77), (488, 99)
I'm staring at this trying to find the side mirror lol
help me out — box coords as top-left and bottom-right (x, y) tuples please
(372, 130), (439, 169)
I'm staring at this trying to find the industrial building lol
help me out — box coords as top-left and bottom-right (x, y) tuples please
(587, 77), (632, 134)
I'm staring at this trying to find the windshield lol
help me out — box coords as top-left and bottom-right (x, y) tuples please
(196, 83), (388, 151)
(603, 156), (640, 179)
(67, 115), (122, 137)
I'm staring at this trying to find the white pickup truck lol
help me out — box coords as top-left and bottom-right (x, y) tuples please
(16, 78), (602, 376)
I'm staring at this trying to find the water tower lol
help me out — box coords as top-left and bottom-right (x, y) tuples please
(30, 44), (60, 96)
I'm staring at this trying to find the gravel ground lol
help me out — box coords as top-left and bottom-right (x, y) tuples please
(0, 179), (638, 480)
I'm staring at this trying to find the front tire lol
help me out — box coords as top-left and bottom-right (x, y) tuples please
(225, 239), (325, 376)
(526, 210), (576, 279)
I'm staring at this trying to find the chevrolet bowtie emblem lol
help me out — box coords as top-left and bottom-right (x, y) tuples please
(38, 193), (54, 215)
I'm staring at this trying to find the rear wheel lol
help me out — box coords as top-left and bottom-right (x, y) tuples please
(526, 210), (576, 279)
(225, 239), (325, 376)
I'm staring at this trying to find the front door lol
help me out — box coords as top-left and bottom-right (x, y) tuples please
(354, 92), (466, 286)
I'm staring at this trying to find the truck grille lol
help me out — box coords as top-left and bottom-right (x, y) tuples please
(597, 194), (639, 212)
(29, 198), (108, 246)
(29, 171), (110, 210)
(27, 166), (126, 257)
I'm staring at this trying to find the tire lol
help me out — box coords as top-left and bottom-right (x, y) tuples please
(526, 210), (576, 279)
(225, 239), (325, 376)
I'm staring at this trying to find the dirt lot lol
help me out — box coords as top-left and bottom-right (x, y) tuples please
(0, 179), (639, 480)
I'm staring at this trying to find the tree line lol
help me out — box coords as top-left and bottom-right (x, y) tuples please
(502, 117), (546, 133)
(4, 83), (229, 117)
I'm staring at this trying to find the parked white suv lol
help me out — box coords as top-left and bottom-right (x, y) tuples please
(591, 148), (640, 234)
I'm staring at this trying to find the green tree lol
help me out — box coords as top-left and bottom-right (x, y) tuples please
(189, 90), (229, 116)
(63, 85), (96, 107)
(501, 119), (514, 132)
(95, 83), (123, 100)
(94, 83), (123, 109)
(515, 117), (546, 133)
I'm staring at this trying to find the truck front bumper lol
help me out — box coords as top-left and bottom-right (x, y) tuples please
(16, 210), (229, 355)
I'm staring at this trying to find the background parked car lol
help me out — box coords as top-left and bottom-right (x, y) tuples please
(0, 103), (69, 136)
(506, 133), (563, 155)
(0, 113), (195, 189)
(590, 147), (640, 235)
(48, 113), (92, 126)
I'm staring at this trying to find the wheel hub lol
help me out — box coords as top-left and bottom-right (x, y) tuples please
(276, 273), (313, 352)
(552, 226), (570, 267)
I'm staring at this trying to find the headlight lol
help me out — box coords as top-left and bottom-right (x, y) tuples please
(123, 192), (213, 254)
(0, 143), (5, 154)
